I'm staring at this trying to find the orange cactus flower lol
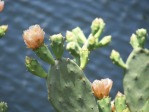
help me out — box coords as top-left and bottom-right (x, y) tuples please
(0, 0), (4, 12)
(23, 25), (45, 50)
(92, 78), (113, 99)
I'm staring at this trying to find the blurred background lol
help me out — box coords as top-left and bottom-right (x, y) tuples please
(0, 0), (149, 111)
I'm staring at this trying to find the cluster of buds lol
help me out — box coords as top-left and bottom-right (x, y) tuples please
(92, 78), (113, 100)
(130, 28), (147, 49)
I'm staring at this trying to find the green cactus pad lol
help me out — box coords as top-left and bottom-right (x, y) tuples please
(97, 97), (111, 112)
(114, 93), (127, 112)
(46, 58), (98, 112)
(123, 48), (149, 112)
(140, 99), (149, 112)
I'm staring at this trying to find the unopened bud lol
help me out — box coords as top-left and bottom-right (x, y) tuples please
(130, 34), (139, 49)
(66, 31), (76, 42)
(96, 35), (111, 47)
(72, 27), (87, 45)
(110, 50), (126, 69)
(66, 42), (80, 57)
(80, 47), (90, 69)
(0, 25), (8, 38)
(50, 33), (64, 59)
(91, 18), (105, 40)
(136, 28), (147, 48)
(25, 56), (47, 78)
(87, 34), (96, 50)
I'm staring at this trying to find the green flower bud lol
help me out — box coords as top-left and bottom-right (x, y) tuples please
(72, 27), (87, 45)
(66, 30), (76, 42)
(136, 28), (147, 48)
(130, 28), (148, 49)
(110, 50), (126, 69)
(87, 34), (96, 51)
(96, 35), (111, 48)
(0, 25), (8, 38)
(130, 34), (139, 49)
(25, 56), (48, 78)
(80, 47), (90, 69)
(66, 41), (81, 57)
(91, 18), (105, 40)
(50, 33), (64, 59)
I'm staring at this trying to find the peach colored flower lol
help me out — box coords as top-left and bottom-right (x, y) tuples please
(23, 25), (45, 50)
(0, 0), (4, 12)
(92, 78), (113, 99)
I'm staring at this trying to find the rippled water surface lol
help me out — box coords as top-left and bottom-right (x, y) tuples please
(0, 0), (149, 111)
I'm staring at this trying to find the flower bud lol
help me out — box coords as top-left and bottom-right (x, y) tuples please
(96, 35), (111, 47)
(136, 28), (147, 48)
(110, 50), (126, 69)
(0, 25), (8, 38)
(130, 34), (139, 49)
(66, 31), (76, 42)
(91, 18), (105, 39)
(50, 33), (64, 59)
(0, 0), (4, 12)
(80, 47), (90, 69)
(66, 41), (80, 57)
(23, 25), (45, 50)
(25, 56), (47, 78)
(87, 34), (96, 51)
(72, 27), (87, 45)
(92, 78), (113, 99)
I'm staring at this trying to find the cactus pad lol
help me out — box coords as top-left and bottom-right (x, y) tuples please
(46, 58), (98, 112)
(123, 48), (149, 112)
(97, 97), (111, 112)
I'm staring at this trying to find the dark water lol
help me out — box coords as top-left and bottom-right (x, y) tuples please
(0, 0), (149, 111)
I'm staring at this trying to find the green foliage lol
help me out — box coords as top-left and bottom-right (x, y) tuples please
(46, 58), (98, 112)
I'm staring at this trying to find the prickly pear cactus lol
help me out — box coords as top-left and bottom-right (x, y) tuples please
(110, 29), (149, 112)
(24, 18), (112, 112)
(124, 48), (149, 112)
(47, 58), (98, 112)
